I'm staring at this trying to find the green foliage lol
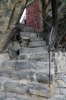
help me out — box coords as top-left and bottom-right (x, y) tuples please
(63, 0), (66, 3)
(58, 0), (66, 3)
(1, 90), (4, 93)
(26, 0), (37, 7)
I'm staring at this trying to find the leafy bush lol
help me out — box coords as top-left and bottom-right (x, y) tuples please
(58, 0), (66, 3)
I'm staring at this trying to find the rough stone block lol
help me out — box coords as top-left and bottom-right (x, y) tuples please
(18, 52), (51, 61)
(4, 81), (28, 95)
(37, 62), (54, 71)
(5, 94), (48, 100)
(5, 98), (22, 100)
(0, 70), (10, 78)
(36, 72), (53, 84)
(10, 72), (21, 80)
(51, 94), (66, 100)
(11, 70), (34, 81)
(5, 93), (17, 98)
(4, 60), (54, 72)
(5, 60), (16, 69)
(0, 70), (21, 80)
(0, 0), (27, 52)
(12, 41), (20, 52)
(0, 53), (10, 67)
(0, 98), (4, 100)
(0, 78), (4, 89)
(54, 56), (62, 65)
(8, 48), (17, 58)
(20, 32), (37, 39)
(19, 24), (39, 33)
(15, 61), (54, 71)
(56, 80), (66, 88)
(15, 61), (37, 70)
(60, 89), (66, 96)
(5, 60), (53, 71)
(0, 69), (34, 81)
(19, 47), (45, 54)
(19, 71), (35, 81)
(29, 83), (54, 98)
(29, 41), (46, 47)
(61, 76), (66, 83)
(30, 37), (43, 42)
(18, 54), (29, 60)
(5, 98), (16, 100)
(20, 40), (28, 47)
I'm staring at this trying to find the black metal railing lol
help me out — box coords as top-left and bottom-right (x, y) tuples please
(48, 27), (53, 87)
(27, 13), (53, 87)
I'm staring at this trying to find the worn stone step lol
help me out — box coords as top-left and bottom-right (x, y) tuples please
(19, 24), (40, 33)
(29, 83), (54, 98)
(0, 69), (53, 84)
(1, 95), (47, 100)
(2, 94), (46, 100)
(20, 32), (37, 39)
(30, 37), (43, 42)
(18, 52), (52, 61)
(3, 81), (54, 98)
(3, 81), (28, 95)
(0, 69), (35, 81)
(4, 60), (54, 71)
(19, 47), (47, 54)
(29, 41), (46, 47)
(0, 77), (29, 91)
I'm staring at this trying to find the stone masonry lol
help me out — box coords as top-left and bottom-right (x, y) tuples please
(0, 0), (26, 52)
(0, 24), (56, 100)
(0, 0), (66, 99)
(0, 25), (66, 100)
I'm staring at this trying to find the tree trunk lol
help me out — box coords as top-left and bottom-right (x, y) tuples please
(51, 0), (58, 47)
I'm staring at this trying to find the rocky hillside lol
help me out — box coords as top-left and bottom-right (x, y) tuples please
(0, 0), (27, 52)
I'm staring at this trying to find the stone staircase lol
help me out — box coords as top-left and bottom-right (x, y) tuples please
(0, 26), (55, 100)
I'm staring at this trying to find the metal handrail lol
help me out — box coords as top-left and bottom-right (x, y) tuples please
(27, 13), (53, 87)
(48, 27), (53, 87)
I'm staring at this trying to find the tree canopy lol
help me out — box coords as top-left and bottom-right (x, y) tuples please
(58, 0), (66, 3)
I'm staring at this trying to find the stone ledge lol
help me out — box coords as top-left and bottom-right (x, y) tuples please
(29, 83), (54, 98)
(19, 47), (45, 54)
(4, 81), (28, 95)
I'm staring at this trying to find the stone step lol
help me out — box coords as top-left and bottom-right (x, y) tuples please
(4, 60), (54, 71)
(20, 32), (37, 40)
(18, 52), (52, 61)
(29, 41), (46, 48)
(0, 95), (47, 100)
(3, 81), (54, 98)
(19, 24), (40, 33)
(3, 81), (28, 95)
(19, 47), (47, 54)
(2, 97), (45, 100)
(0, 69), (34, 81)
(29, 83), (54, 98)
(30, 37), (43, 42)
(1, 82), (62, 100)
(0, 69), (53, 84)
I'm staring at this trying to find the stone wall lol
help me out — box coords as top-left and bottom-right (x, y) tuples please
(0, 0), (26, 52)
(54, 51), (66, 72)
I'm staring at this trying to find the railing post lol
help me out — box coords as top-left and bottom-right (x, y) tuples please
(48, 30), (51, 87)
(48, 27), (53, 87)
